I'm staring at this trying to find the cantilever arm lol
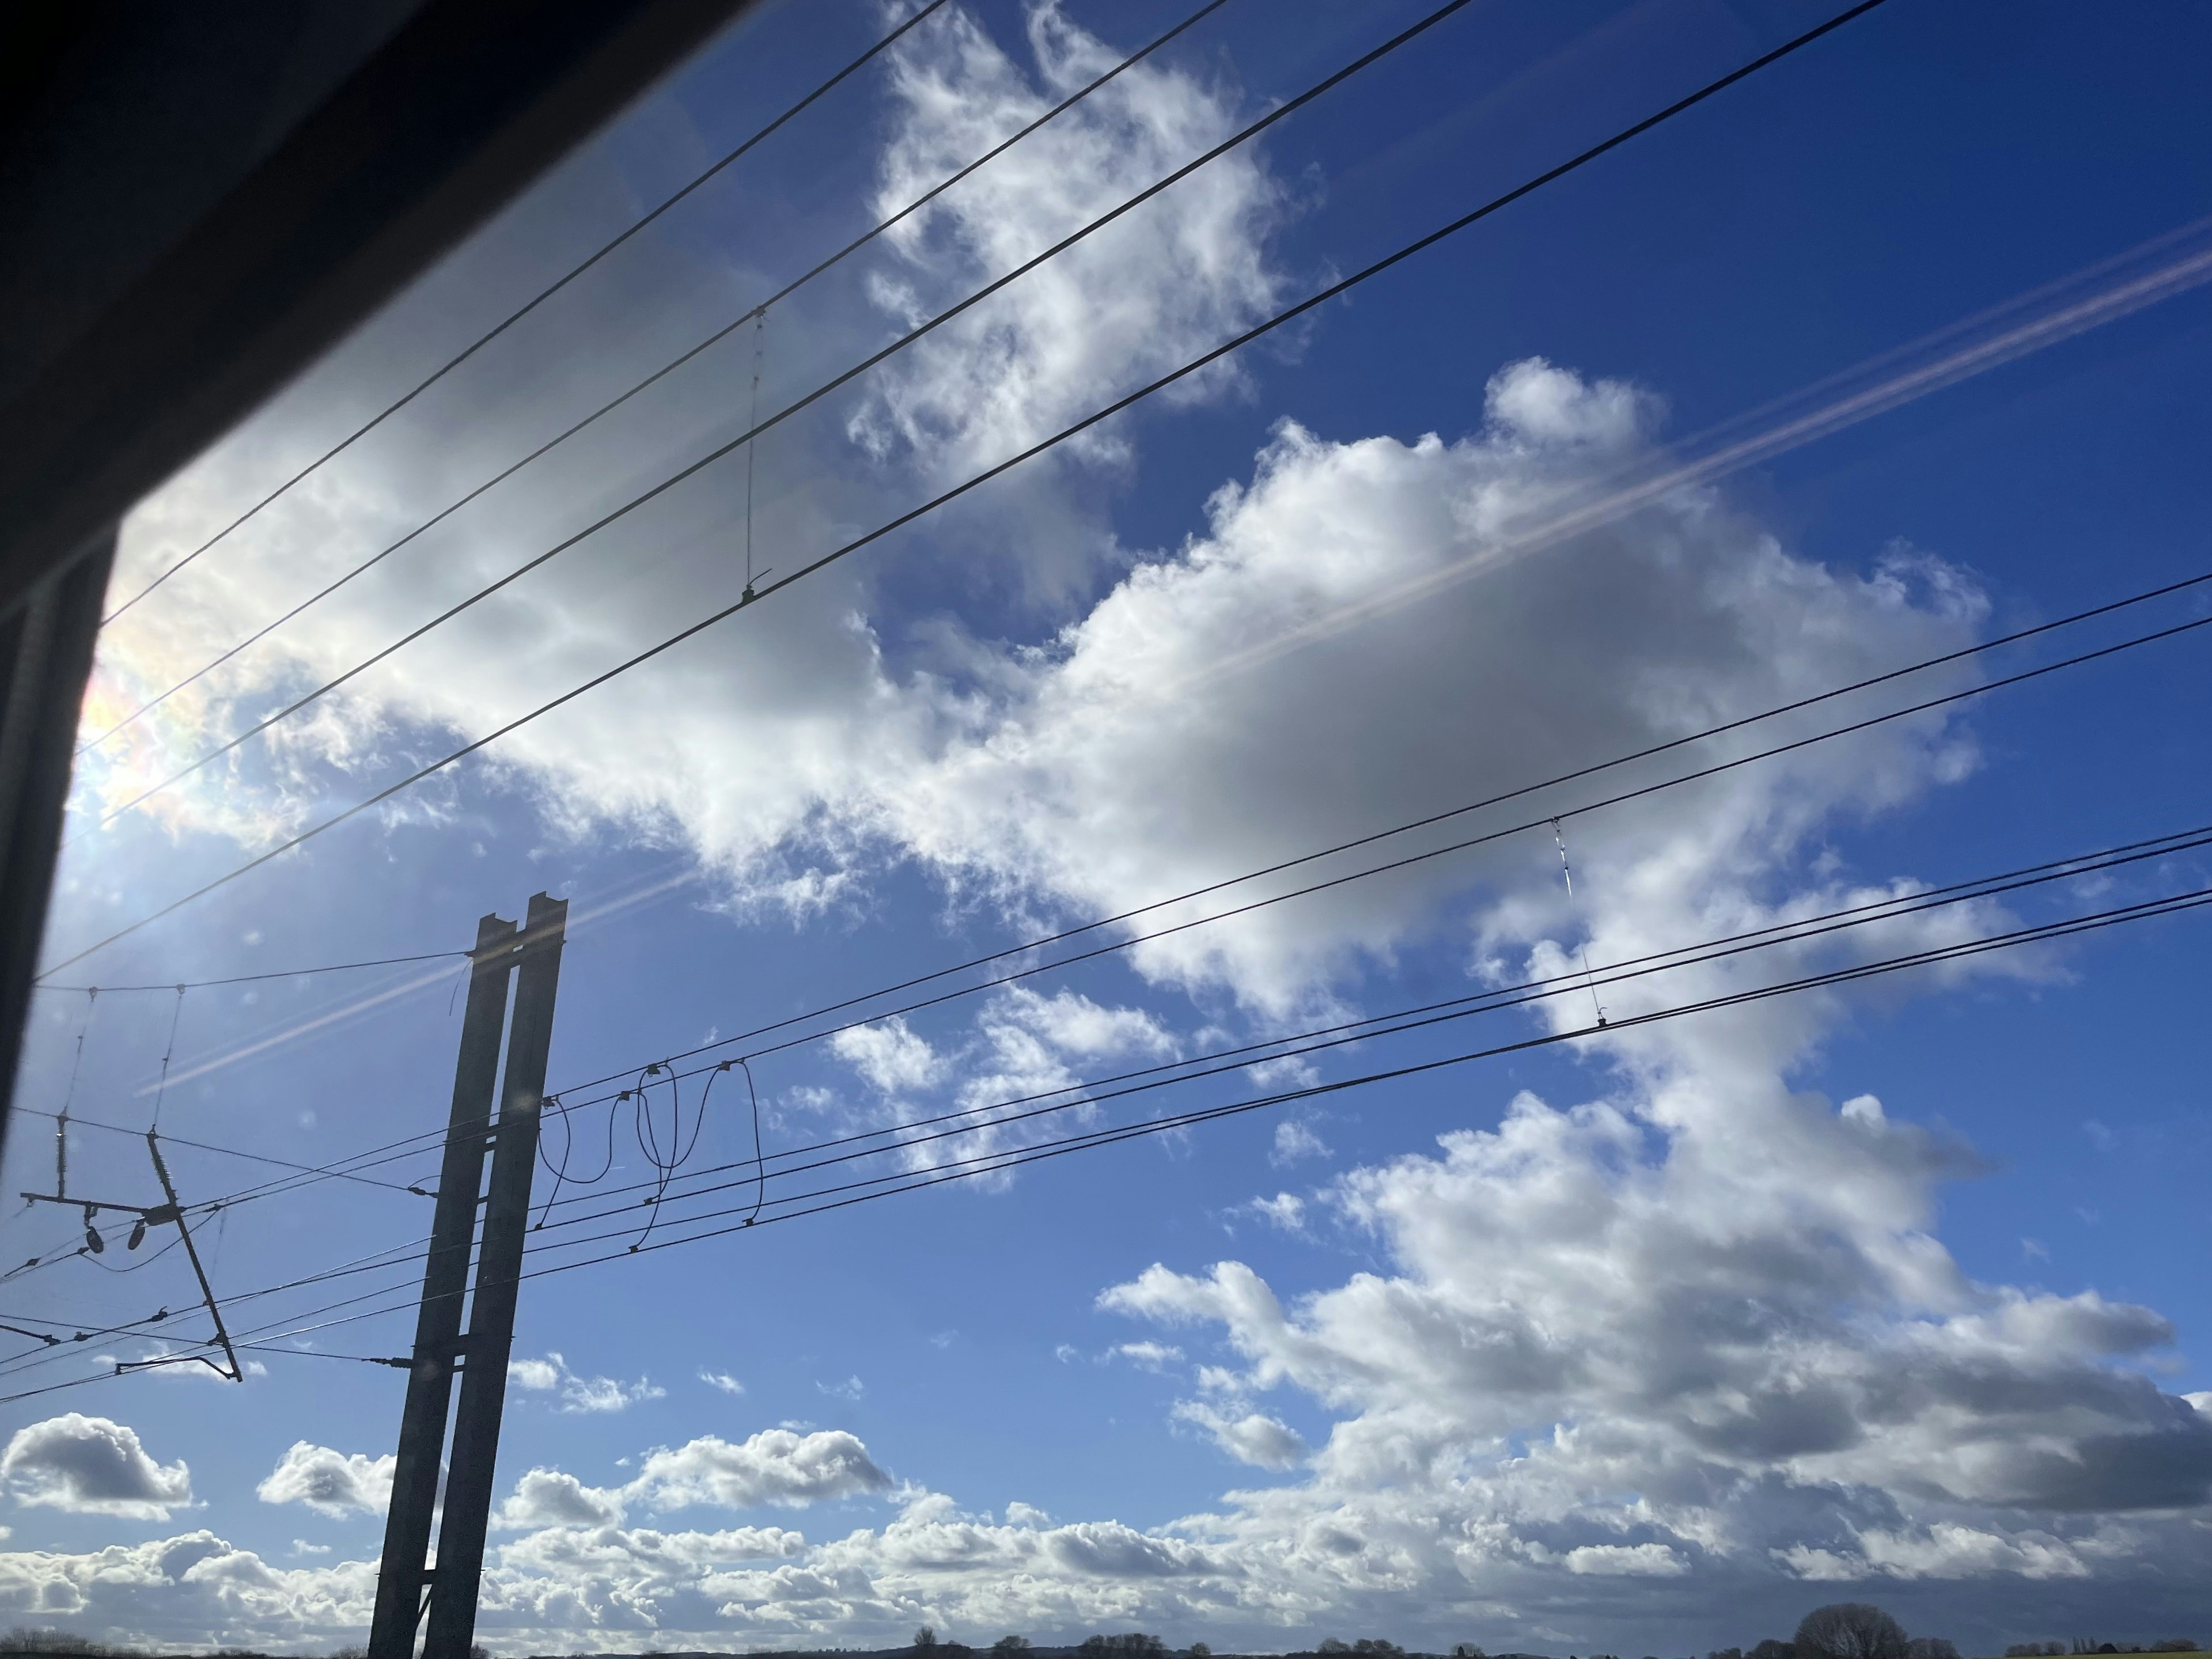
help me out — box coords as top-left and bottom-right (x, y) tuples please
(144, 1131), (241, 1382)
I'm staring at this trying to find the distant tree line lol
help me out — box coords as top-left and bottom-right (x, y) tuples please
(20, 1612), (2198, 1659)
(1689, 1604), (2197, 1659)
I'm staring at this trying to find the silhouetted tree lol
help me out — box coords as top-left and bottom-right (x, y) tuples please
(916, 1628), (939, 1652)
(992, 1639), (1032, 1659)
(1751, 1640), (1795, 1659)
(1796, 1606), (1909, 1659)
(1908, 1640), (1959, 1659)
(1188, 1647), (1213, 1658)
(1081, 1637), (1166, 1659)
(1449, 1646), (1486, 1659)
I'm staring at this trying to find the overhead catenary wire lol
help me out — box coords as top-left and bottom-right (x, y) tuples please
(147, 987), (185, 1128)
(22, 879), (2212, 1396)
(8, 1105), (435, 1198)
(35, 949), (471, 993)
(18, 876), (2201, 1405)
(79, 0), (1238, 758)
(54, 988), (93, 1199)
(47, 562), (2212, 1232)
(503, 831), (2212, 1245)
(13, 875), (718, 1235)
(19, 815), (2206, 1361)
(35, 0), (1908, 979)
(78, 0), (1476, 837)
(542, 601), (2212, 1108)
(93, 0), (957, 628)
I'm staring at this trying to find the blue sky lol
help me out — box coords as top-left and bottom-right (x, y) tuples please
(3, 0), (2211, 1652)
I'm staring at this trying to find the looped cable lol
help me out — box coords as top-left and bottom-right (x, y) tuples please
(533, 1092), (616, 1230)
(736, 1059), (766, 1226)
(628, 1061), (710, 1252)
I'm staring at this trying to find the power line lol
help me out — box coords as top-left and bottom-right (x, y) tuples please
(21, 815), (2205, 1369)
(540, 602), (2212, 1106)
(52, 565), (2212, 1236)
(9, 1106), (435, 1197)
(93, 0), (956, 628)
(294, 884), (2212, 1332)
(25, 872), (2198, 1404)
(78, 0), (1238, 759)
(79, 0), (1476, 838)
(505, 832), (2212, 1248)
(40, 0), (1897, 978)
(35, 950), (468, 992)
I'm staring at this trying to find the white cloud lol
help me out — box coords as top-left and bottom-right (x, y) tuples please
(624, 1429), (890, 1512)
(851, 1), (1287, 488)
(831, 1018), (945, 1095)
(1270, 1120), (1329, 1165)
(1171, 1401), (1306, 1471)
(496, 1469), (626, 1531)
(56, 1), (2212, 1638)
(1240, 1192), (1306, 1232)
(1563, 1543), (1687, 1577)
(1780, 1522), (2094, 1582)
(2, 1414), (193, 1519)
(508, 1357), (561, 1391)
(256, 1443), (394, 1520)
(819, 986), (1176, 1179)
(1114, 1342), (1183, 1372)
(700, 1370), (745, 1395)
(510, 1351), (665, 1414)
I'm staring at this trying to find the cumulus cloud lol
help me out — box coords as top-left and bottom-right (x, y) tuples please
(824, 986), (1177, 1173)
(626, 1429), (891, 1513)
(865, 362), (1994, 1018)
(497, 1469), (627, 1531)
(508, 1357), (562, 1391)
(256, 1444), (394, 1520)
(1562, 1543), (1688, 1578)
(1081, 1065), (2211, 1631)
(850, 1), (1287, 484)
(1270, 1119), (1329, 1165)
(2, 1415), (192, 1520)
(79, 0), (1293, 908)
(55, 0), (2211, 1639)
(831, 1018), (944, 1095)
(1172, 1401), (1307, 1471)
(1114, 1342), (1183, 1372)
(1237, 1192), (1306, 1232)
(510, 1352), (666, 1414)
